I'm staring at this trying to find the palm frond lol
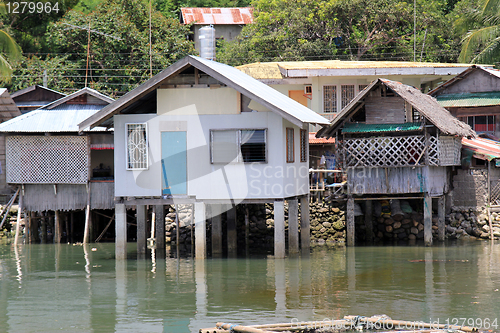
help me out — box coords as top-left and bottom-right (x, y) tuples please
(0, 30), (22, 60)
(481, 0), (500, 17)
(471, 35), (500, 64)
(0, 54), (14, 82)
(458, 25), (500, 62)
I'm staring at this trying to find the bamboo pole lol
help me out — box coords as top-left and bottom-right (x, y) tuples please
(215, 323), (273, 333)
(95, 213), (115, 242)
(488, 207), (493, 241)
(0, 188), (19, 230)
(14, 189), (23, 246)
(83, 183), (91, 244)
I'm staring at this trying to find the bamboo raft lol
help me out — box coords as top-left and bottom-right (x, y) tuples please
(200, 315), (481, 333)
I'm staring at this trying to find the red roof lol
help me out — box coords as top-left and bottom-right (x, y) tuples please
(309, 132), (335, 145)
(462, 136), (500, 161)
(181, 7), (254, 25)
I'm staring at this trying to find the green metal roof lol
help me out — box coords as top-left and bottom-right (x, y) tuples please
(342, 122), (423, 134)
(436, 92), (500, 107)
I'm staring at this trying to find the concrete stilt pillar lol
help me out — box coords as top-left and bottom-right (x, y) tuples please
(438, 196), (445, 241)
(136, 205), (147, 259)
(227, 205), (237, 258)
(300, 196), (310, 252)
(365, 200), (373, 242)
(288, 198), (299, 254)
(211, 204), (222, 257)
(115, 203), (127, 260)
(346, 196), (355, 246)
(54, 210), (61, 244)
(195, 202), (206, 259)
(155, 205), (165, 258)
(274, 200), (285, 259)
(424, 194), (433, 246)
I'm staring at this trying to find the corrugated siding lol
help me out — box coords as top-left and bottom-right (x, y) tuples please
(181, 7), (253, 25)
(437, 92), (500, 107)
(22, 182), (114, 212)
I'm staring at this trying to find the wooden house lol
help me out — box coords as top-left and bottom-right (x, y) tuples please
(10, 85), (65, 114)
(79, 55), (329, 260)
(429, 66), (500, 211)
(318, 79), (476, 246)
(0, 87), (114, 244)
(0, 89), (21, 201)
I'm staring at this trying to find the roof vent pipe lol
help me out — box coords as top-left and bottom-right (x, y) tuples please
(199, 25), (216, 61)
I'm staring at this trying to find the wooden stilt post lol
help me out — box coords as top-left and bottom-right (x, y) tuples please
(155, 205), (165, 258)
(195, 202), (206, 259)
(244, 205), (250, 256)
(288, 198), (299, 254)
(211, 204), (222, 256)
(300, 196), (310, 252)
(41, 212), (47, 244)
(54, 210), (61, 244)
(26, 211), (31, 244)
(14, 189), (23, 246)
(365, 200), (373, 242)
(346, 196), (355, 246)
(438, 196), (445, 241)
(136, 205), (147, 259)
(31, 212), (38, 243)
(227, 205), (237, 258)
(424, 193), (433, 246)
(83, 184), (91, 244)
(64, 213), (69, 243)
(115, 203), (127, 260)
(274, 200), (285, 259)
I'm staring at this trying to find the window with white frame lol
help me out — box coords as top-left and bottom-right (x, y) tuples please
(323, 85), (337, 113)
(286, 127), (294, 163)
(341, 84), (355, 109)
(300, 129), (307, 162)
(211, 129), (267, 163)
(126, 123), (148, 170)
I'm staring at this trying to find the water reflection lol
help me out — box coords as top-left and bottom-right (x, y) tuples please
(0, 242), (499, 332)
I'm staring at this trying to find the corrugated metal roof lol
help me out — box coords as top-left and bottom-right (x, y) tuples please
(342, 122), (423, 134)
(79, 55), (330, 130)
(181, 7), (253, 25)
(44, 87), (114, 110)
(309, 132), (335, 144)
(436, 92), (500, 107)
(237, 60), (481, 80)
(10, 85), (65, 99)
(462, 137), (500, 161)
(0, 88), (21, 120)
(0, 109), (110, 132)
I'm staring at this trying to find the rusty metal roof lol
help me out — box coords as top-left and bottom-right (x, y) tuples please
(309, 132), (335, 144)
(237, 60), (485, 79)
(181, 7), (253, 25)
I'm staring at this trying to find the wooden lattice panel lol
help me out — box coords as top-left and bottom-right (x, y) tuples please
(6, 136), (89, 184)
(345, 135), (426, 167)
(491, 180), (500, 205)
(428, 135), (439, 166)
(438, 136), (461, 166)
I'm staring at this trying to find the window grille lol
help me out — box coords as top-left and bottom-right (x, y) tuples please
(358, 84), (368, 92)
(6, 136), (89, 184)
(286, 128), (294, 163)
(126, 123), (148, 170)
(211, 129), (267, 163)
(341, 85), (355, 109)
(300, 129), (307, 162)
(323, 85), (337, 113)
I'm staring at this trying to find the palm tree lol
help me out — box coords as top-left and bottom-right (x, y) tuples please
(0, 3), (22, 82)
(457, 0), (500, 64)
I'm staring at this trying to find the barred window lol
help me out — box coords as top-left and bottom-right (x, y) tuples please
(341, 85), (355, 109)
(358, 84), (368, 93)
(300, 129), (307, 162)
(126, 123), (148, 170)
(286, 128), (294, 163)
(211, 129), (267, 163)
(323, 85), (337, 113)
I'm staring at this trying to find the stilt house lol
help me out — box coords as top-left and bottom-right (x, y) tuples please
(79, 55), (329, 260)
(318, 79), (476, 246)
(0, 87), (114, 243)
(11, 85), (65, 114)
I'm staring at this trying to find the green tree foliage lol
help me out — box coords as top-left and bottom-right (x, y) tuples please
(0, 2), (22, 82)
(454, 0), (500, 64)
(217, 0), (457, 66)
(45, 0), (195, 95)
(1, 0), (79, 54)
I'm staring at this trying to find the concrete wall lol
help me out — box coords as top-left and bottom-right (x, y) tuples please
(114, 89), (309, 200)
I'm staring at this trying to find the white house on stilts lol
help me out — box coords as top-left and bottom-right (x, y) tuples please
(79, 55), (329, 260)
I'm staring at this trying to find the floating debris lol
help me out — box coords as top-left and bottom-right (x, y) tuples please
(200, 315), (481, 333)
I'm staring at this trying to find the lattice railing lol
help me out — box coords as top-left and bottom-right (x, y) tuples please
(491, 180), (500, 206)
(6, 136), (89, 184)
